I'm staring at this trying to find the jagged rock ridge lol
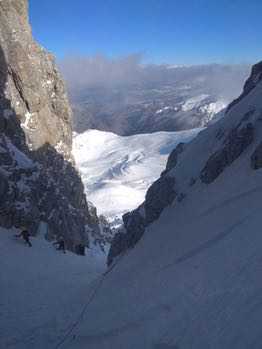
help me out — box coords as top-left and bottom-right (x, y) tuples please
(227, 61), (262, 112)
(0, 0), (105, 251)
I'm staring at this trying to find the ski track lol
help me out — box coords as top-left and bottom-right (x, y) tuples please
(198, 184), (262, 218)
(65, 216), (251, 347)
(158, 215), (250, 272)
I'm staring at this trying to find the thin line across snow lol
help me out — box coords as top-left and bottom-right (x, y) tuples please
(199, 185), (262, 219)
(157, 215), (251, 273)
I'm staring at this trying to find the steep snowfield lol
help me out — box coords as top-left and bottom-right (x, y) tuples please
(0, 227), (106, 349)
(57, 78), (262, 347)
(65, 172), (262, 349)
(73, 129), (200, 219)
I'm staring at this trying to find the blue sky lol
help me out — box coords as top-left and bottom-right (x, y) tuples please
(29, 0), (262, 65)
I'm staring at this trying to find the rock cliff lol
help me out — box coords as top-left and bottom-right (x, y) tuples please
(0, 0), (103, 251)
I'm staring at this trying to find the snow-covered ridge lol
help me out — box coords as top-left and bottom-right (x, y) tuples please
(73, 129), (201, 219)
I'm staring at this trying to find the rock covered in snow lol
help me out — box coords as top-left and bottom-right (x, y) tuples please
(227, 61), (262, 113)
(200, 122), (254, 184)
(161, 142), (185, 176)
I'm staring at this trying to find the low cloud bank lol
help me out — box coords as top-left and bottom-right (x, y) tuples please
(60, 53), (251, 102)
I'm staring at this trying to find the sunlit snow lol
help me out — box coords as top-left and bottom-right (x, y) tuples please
(73, 129), (200, 219)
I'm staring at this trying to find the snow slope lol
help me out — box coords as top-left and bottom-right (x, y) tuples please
(65, 172), (262, 349)
(73, 129), (200, 219)
(0, 227), (106, 349)
(56, 71), (262, 348)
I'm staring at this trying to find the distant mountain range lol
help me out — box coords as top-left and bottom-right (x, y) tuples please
(61, 62), (250, 135)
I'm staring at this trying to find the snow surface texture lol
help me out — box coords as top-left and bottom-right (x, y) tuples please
(0, 226), (106, 349)
(73, 129), (200, 220)
(56, 77), (262, 347)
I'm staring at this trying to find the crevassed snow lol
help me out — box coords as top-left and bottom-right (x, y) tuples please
(73, 129), (200, 219)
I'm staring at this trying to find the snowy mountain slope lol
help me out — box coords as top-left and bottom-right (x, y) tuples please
(73, 129), (200, 219)
(0, 226), (106, 349)
(57, 64), (262, 348)
(65, 177), (262, 349)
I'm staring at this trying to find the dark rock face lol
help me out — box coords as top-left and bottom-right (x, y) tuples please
(201, 123), (254, 184)
(0, 117), (40, 230)
(107, 208), (146, 265)
(145, 176), (176, 224)
(0, 0), (103, 251)
(161, 143), (185, 176)
(107, 209), (146, 266)
(33, 145), (95, 248)
(251, 142), (262, 170)
(123, 209), (146, 246)
(108, 175), (176, 265)
(227, 61), (262, 112)
(107, 232), (129, 266)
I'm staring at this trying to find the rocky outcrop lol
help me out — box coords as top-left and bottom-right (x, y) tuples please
(0, 0), (103, 251)
(145, 176), (176, 223)
(108, 174), (177, 265)
(107, 208), (145, 265)
(227, 61), (262, 112)
(108, 138), (187, 265)
(0, 0), (72, 156)
(161, 142), (185, 176)
(200, 123), (254, 184)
